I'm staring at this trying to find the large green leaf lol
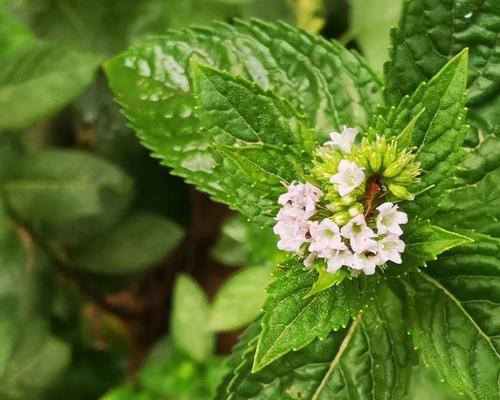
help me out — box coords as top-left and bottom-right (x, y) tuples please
(67, 212), (184, 275)
(4, 149), (133, 246)
(432, 136), (500, 237)
(219, 282), (413, 400)
(171, 275), (215, 362)
(104, 20), (382, 218)
(400, 233), (500, 399)
(384, 0), (500, 135)
(374, 50), (469, 217)
(0, 41), (99, 129)
(190, 62), (312, 225)
(252, 261), (360, 372)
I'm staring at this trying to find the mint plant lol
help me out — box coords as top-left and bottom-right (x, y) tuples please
(105, 4), (500, 397)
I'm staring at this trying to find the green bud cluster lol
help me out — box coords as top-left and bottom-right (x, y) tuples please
(311, 135), (421, 214)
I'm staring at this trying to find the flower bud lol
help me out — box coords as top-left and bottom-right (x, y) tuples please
(348, 203), (364, 217)
(388, 183), (414, 200)
(333, 211), (350, 226)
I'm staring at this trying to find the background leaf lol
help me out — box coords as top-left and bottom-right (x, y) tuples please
(0, 41), (99, 129)
(67, 212), (184, 275)
(208, 266), (270, 332)
(171, 275), (215, 362)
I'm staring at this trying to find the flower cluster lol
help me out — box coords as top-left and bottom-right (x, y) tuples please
(273, 127), (419, 276)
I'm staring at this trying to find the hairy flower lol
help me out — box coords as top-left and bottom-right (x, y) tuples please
(330, 160), (365, 197)
(309, 219), (345, 257)
(376, 202), (408, 235)
(326, 248), (353, 273)
(324, 126), (358, 153)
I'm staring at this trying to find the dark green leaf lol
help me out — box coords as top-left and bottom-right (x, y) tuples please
(105, 20), (382, 220)
(375, 51), (469, 217)
(399, 233), (500, 399)
(0, 41), (99, 129)
(402, 220), (472, 269)
(221, 282), (413, 399)
(384, 0), (500, 135)
(252, 261), (356, 372)
(4, 149), (133, 245)
(191, 62), (312, 225)
(67, 212), (183, 275)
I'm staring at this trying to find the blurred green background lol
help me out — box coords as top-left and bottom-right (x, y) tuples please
(0, 0), (465, 399)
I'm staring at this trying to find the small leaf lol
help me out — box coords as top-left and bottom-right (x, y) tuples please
(171, 275), (215, 362)
(252, 261), (353, 372)
(208, 266), (270, 332)
(0, 41), (99, 129)
(402, 220), (473, 269)
(68, 212), (184, 275)
(305, 266), (348, 298)
(395, 107), (425, 149)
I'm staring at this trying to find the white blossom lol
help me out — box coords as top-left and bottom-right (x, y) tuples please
(326, 248), (352, 273)
(330, 160), (365, 197)
(278, 181), (322, 215)
(377, 234), (405, 264)
(273, 217), (310, 253)
(349, 251), (381, 275)
(325, 126), (358, 153)
(309, 219), (345, 258)
(340, 214), (376, 253)
(376, 202), (408, 235)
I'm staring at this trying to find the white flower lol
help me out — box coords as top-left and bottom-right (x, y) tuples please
(349, 251), (381, 275)
(376, 202), (408, 235)
(340, 214), (376, 253)
(325, 126), (358, 153)
(278, 182), (323, 214)
(377, 234), (405, 264)
(309, 219), (345, 258)
(273, 218), (310, 253)
(330, 160), (365, 197)
(326, 248), (352, 273)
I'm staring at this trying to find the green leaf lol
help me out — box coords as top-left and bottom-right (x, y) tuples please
(105, 20), (382, 219)
(394, 231), (500, 399)
(433, 136), (500, 237)
(4, 149), (133, 246)
(305, 267), (349, 298)
(208, 266), (270, 332)
(252, 261), (357, 372)
(7, 0), (244, 56)
(402, 220), (473, 269)
(375, 50), (469, 217)
(409, 364), (464, 400)
(171, 275), (215, 362)
(402, 267), (499, 399)
(349, 0), (401, 73)
(67, 212), (184, 275)
(0, 41), (99, 129)
(0, 2), (32, 59)
(190, 62), (312, 225)
(0, 319), (71, 400)
(384, 0), (500, 135)
(220, 282), (413, 399)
